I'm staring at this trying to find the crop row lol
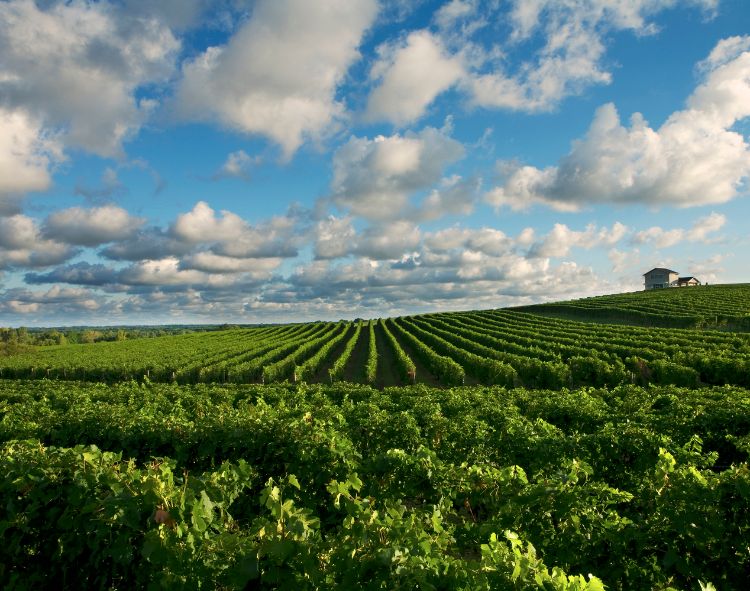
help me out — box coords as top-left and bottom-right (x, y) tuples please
(514, 283), (750, 329)
(3, 304), (750, 388)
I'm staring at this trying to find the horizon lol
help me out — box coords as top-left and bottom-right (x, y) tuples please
(4, 281), (745, 330)
(1, 0), (749, 325)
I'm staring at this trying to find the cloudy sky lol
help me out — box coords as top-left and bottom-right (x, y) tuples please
(0, 0), (748, 325)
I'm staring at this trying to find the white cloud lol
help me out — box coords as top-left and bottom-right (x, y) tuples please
(0, 285), (102, 315)
(0, 213), (77, 270)
(175, 0), (378, 158)
(314, 216), (357, 259)
(0, 107), (63, 197)
(418, 175), (479, 221)
(331, 125), (465, 221)
(631, 212), (726, 249)
(44, 206), (145, 246)
(470, 2), (612, 112)
(170, 201), (303, 259)
(487, 37), (750, 211)
(434, 0), (477, 30)
(423, 227), (513, 257)
(0, 214), (40, 250)
(179, 252), (282, 275)
(355, 221), (422, 260)
(215, 214), (302, 259)
(0, 0), (180, 157)
(528, 221), (628, 257)
(364, 1), (718, 123)
(366, 30), (465, 125)
(119, 257), (225, 287)
(170, 201), (246, 244)
(313, 217), (421, 261)
(698, 35), (750, 71)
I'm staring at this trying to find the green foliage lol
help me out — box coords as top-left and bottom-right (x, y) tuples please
(2, 380), (749, 589)
(390, 317), (465, 385)
(328, 321), (362, 382)
(365, 319), (378, 384)
(379, 318), (416, 382)
(515, 283), (750, 330)
(3, 295), (750, 388)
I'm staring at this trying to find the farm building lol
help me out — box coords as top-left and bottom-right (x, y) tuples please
(643, 268), (701, 290)
(677, 276), (701, 287)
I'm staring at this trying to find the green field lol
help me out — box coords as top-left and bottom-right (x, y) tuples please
(514, 283), (750, 330)
(2, 286), (750, 589)
(3, 305), (750, 389)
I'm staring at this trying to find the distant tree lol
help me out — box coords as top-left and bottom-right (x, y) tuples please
(17, 327), (29, 345)
(81, 330), (101, 344)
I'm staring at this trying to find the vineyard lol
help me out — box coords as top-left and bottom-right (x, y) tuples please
(514, 283), (750, 330)
(2, 286), (750, 589)
(2, 380), (749, 590)
(3, 306), (750, 389)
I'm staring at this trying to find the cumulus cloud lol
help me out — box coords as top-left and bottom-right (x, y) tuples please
(528, 222), (629, 257)
(423, 227), (514, 257)
(99, 227), (192, 262)
(175, 0), (378, 158)
(366, 30), (465, 125)
(313, 217), (421, 261)
(0, 214), (77, 270)
(0, 0), (180, 157)
(179, 252), (282, 275)
(417, 175), (479, 221)
(363, 0), (718, 124)
(0, 285), (101, 315)
(631, 212), (726, 249)
(355, 221), (422, 260)
(331, 125), (465, 221)
(313, 216), (357, 259)
(477, 0), (716, 112)
(487, 37), (750, 211)
(44, 205), (145, 247)
(164, 201), (306, 261)
(170, 201), (246, 244)
(118, 257), (224, 287)
(281, 250), (600, 314)
(0, 107), (63, 198)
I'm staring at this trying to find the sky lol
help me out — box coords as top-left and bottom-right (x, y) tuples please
(0, 0), (749, 326)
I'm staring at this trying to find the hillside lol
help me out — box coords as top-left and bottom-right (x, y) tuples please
(513, 283), (750, 330)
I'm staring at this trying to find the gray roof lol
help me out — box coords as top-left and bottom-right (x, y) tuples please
(643, 267), (678, 276)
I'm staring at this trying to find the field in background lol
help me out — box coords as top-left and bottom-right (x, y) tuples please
(3, 297), (750, 389)
(513, 283), (750, 330)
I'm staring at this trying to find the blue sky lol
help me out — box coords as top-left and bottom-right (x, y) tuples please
(0, 0), (748, 325)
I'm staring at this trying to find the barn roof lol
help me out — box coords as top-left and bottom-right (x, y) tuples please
(643, 267), (678, 276)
